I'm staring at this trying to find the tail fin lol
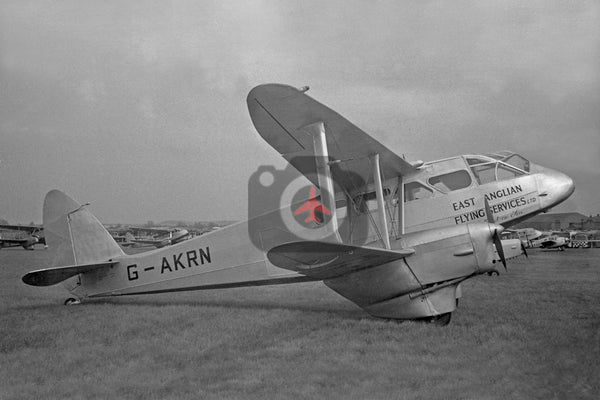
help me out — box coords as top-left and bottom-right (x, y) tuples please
(43, 190), (125, 267)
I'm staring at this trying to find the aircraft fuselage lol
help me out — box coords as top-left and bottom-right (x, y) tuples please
(62, 150), (574, 304)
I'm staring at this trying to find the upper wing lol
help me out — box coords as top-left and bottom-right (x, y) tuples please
(267, 240), (414, 280)
(22, 261), (118, 286)
(131, 238), (160, 245)
(129, 227), (173, 234)
(0, 224), (42, 233)
(0, 238), (29, 244)
(247, 84), (418, 194)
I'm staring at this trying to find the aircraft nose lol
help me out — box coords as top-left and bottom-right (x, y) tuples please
(535, 167), (575, 210)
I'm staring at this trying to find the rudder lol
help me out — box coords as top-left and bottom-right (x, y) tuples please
(43, 190), (125, 267)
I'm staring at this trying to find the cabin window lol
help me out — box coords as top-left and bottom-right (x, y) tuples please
(470, 163), (497, 185)
(428, 170), (472, 193)
(404, 182), (433, 202)
(353, 188), (390, 213)
(335, 199), (347, 220)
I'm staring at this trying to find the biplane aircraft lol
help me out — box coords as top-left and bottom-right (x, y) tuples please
(22, 84), (575, 324)
(0, 224), (45, 250)
(531, 232), (570, 251)
(504, 227), (543, 248)
(120, 228), (190, 248)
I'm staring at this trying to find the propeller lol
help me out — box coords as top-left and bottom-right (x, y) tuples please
(484, 199), (507, 270)
(521, 242), (528, 258)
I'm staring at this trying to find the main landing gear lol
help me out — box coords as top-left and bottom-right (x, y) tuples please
(428, 312), (452, 326)
(416, 312), (452, 326)
(64, 297), (81, 305)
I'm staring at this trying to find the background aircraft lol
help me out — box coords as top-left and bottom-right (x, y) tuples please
(504, 227), (543, 248)
(22, 84), (574, 325)
(0, 224), (45, 250)
(120, 227), (190, 248)
(531, 232), (570, 250)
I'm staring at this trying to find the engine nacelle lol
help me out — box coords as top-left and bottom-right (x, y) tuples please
(325, 222), (501, 320)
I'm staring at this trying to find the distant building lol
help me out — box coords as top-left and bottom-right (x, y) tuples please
(567, 214), (600, 231)
(512, 212), (588, 231)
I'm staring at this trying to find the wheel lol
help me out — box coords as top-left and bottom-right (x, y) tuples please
(417, 312), (452, 326)
(64, 297), (81, 305)
(430, 312), (452, 326)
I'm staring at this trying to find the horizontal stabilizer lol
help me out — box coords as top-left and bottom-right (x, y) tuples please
(267, 241), (414, 280)
(22, 261), (118, 287)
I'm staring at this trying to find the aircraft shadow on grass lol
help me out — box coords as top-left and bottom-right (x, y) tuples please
(17, 297), (365, 321)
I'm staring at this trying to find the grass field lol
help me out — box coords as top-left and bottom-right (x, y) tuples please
(1, 247), (598, 399)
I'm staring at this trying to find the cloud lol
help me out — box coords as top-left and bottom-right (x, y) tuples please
(0, 0), (598, 222)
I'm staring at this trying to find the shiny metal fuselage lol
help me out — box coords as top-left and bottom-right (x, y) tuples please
(68, 152), (574, 307)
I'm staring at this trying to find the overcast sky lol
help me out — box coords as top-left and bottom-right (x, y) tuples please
(1, 0), (598, 224)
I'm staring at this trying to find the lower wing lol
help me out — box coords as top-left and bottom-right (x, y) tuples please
(267, 240), (414, 280)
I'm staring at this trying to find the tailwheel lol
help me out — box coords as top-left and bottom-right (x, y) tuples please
(64, 297), (81, 305)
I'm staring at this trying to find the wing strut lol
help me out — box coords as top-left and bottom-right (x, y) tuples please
(386, 176), (405, 240)
(397, 175), (405, 236)
(303, 121), (342, 243)
(371, 153), (391, 249)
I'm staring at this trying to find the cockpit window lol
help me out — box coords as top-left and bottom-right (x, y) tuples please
(485, 151), (530, 172)
(404, 181), (433, 202)
(353, 188), (390, 213)
(428, 170), (472, 193)
(467, 157), (490, 166)
(468, 157), (526, 184)
(503, 154), (530, 172)
(487, 151), (514, 160)
(496, 164), (524, 180)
